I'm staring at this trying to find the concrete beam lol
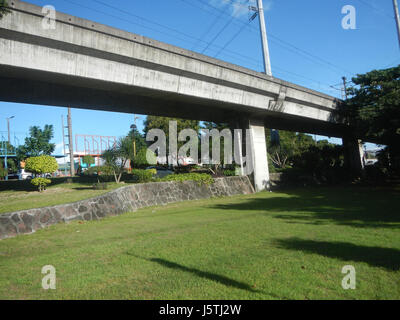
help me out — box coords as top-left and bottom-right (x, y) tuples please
(0, 0), (350, 139)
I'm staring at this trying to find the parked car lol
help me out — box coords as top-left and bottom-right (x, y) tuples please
(365, 159), (378, 166)
(18, 169), (32, 180)
(6, 173), (19, 180)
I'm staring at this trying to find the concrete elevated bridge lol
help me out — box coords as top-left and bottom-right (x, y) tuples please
(0, 0), (363, 191)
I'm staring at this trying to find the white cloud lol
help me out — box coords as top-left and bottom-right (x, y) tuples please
(209, 0), (272, 18)
(54, 141), (64, 155)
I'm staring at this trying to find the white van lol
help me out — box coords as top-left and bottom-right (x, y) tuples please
(18, 169), (32, 180)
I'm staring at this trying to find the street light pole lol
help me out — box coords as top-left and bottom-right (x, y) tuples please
(133, 115), (140, 157)
(67, 108), (75, 176)
(7, 116), (14, 145)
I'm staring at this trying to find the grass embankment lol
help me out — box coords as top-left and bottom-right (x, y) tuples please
(0, 186), (399, 299)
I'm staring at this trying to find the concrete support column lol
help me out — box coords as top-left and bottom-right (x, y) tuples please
(249, 119), (271, 191)
(342, 136), (365, 174)
(232, 118), (270, 192)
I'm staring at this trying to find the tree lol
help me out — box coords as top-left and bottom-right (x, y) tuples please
(101, 136), (134, 183)
(17, 125), (56, 159)
(82, 155), (95, 167)
(128, 123), (147, 168)
(344, 65), (400, 171)
(265, 130), (315, 169)
(6, 158), (17, 173)
(0, 0), (11, 19)
(128, 124), (147, 152)
(132, 147), (156, 168)
(291, 141), (344, 172)
(0, 160), (7, 180)
(144, 116), (200, 147)
(0, 141), (17, 174)
(144, 116), (200, 165)
(25, 155), (58, 191)
(201, 121), (231, 174)
(0, 141), (16, 154)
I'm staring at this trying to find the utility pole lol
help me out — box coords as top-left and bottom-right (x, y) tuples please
(67, 108), (75, 176)
(342, 76), (348, 100)
(256, 0), (272, 76)
(393, 0), (400, 48)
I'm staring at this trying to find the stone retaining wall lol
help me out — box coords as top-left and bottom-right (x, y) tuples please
(0, 176), (254, 240)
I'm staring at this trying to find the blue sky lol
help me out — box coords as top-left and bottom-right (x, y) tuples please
(0, 0), (398, 153)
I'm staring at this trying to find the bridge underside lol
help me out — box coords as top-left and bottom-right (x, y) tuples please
(0, 66), (347, 139)
(0, 0), (365, 191)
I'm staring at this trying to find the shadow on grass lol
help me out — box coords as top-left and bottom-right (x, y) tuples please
(209, 187), (400, 229)
(274, 238), (400, 271)
(128, 254), (260, 293)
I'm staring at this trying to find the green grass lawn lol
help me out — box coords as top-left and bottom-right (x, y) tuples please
(0, 181), (122, 214)
(0, 185), (399, 299)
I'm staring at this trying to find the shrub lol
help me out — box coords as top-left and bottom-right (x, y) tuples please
(83, 165), (108, 176)
(83, 166), (99, 176)
(82, 165), (114, 182)
(31, 177), (51, 192)
(132, 148), (157, 168)
(222, 169), (237, 176)
(92, 182), (108, 190)
(97, 165), (114, 176)
(161, 173), (214, 185)
(25, 155), (58, 191)
(131, 169), (156, 183)
(25, 155), (58, 175)
(146, 168), (157, 176)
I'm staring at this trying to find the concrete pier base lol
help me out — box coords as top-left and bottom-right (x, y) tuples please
(342, 136), (365, 175)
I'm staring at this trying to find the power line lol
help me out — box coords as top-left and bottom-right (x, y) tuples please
(214, 21), (250, 57)
(65, 0), (270, 70)
(92, 0), (328, 86)
(201, 15), (236, 54)
(88, 0), (269, 70)
(356, 0), (394, 19)
(58, 0), (334, 93)
(191, 9), (225, 50)
(189, 0), (356, 77)
(92, 0), (203, 43)
(62, 0), (252, 63)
